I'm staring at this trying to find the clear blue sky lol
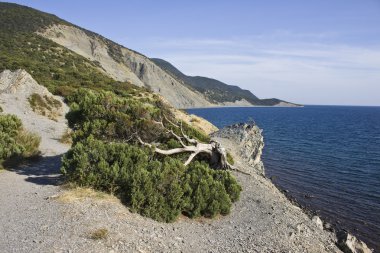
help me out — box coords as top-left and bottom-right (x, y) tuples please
(5, 0), (380, 105)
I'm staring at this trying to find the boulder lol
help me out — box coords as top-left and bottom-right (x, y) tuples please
(312, 216), (324, 230)
(336, 231), (372, 253)
(211, 123), (265, 175)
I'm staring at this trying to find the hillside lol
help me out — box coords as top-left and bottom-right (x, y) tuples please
(0, 2), (297, 108)
(151, 58), (298, 106)
(0, 2), (210, 108)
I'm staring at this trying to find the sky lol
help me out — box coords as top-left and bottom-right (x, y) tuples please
(6, 0), (380, 105)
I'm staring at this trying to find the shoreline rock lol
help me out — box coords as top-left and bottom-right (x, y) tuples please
(212, 122), (265, 176)
(337, 231), (373, 253)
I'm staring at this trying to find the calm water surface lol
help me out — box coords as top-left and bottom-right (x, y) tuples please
(187, 106), (380, 251)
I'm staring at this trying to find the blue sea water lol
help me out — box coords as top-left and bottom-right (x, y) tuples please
(187, 106), (380, 251)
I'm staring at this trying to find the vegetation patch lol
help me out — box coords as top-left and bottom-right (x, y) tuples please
(89, 228), (109, 240)
(28, 93), (62, 121)
(56, 186), (117, 203)
(59, 129), (72, 144)
(0, 114), (40, 168)
(227, 152), (235, 165)
(62, 89), (241, 222)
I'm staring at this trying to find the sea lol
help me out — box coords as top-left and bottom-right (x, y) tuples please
(187, 105), (380, 252)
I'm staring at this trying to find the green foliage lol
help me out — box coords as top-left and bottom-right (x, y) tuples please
(62, 90), (241, 222)
(0, 31), (141, 97)
(0, 3), (67, 33)
(62, 137), (241, 222)
(28, 93), (61, 112)
(0, 3), (147, 99)
(65, 89), (198, 146)
(59, 129), (72, 144)
(227, 152), (235, 165)
(66, 89), (162, 144)
(0, 114), (40, 167)
(181, 162), (241, 218)
(181, 121), (210, 143)
(15, 130), (41, 158)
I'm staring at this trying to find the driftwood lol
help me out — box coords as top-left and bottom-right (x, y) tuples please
(136, 116), (233, 170)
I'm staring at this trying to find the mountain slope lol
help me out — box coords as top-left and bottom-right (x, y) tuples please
(151, 58), (297, 106)
(37, 24), (212, 108)
(0, 2), (211, 108)
(0, 2), (298, 108)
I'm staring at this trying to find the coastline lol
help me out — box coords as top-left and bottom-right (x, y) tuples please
(182, 104), (304, 110)
(211, 123), (373, 253)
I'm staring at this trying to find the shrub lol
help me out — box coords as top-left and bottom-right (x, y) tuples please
(227, 152), (235, 165)
(28, 93), (62, 120)
(59, 129), (72, 144)
(62, 136), (241, 222)
(61, 89), (242, 222)
(15, 130), (41, 157)
(0, 114), (40, 167)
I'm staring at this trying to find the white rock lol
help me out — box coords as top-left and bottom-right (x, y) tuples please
(312, 216), (324, 230)
(337, 231), (373, 253)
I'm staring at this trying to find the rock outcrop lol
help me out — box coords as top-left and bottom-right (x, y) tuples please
(337, 231), (373, 253)
(0, 69), (70, 155)
(212, 123), (265, 175)
(312, 216), (324, 230)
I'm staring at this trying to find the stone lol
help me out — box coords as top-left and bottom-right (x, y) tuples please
(312, 216), (324, 230)
(336, 231), (373, 253)
(211, 123), (265, 175)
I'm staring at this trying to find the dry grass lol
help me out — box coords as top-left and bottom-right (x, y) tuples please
(173, 109), (218, 135)
(28, 93), (62, 121)
(56, 186), (119, 203)
(88, 228), (109, 240)
(189, 117), (200, 123)
(59, 129), (72, 144)
(15, 130), (41, 157)
(227, 152), (235, 165)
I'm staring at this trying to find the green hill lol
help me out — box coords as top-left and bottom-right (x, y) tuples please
(151, 58), (296, 106)
(0, 2), (143, 97)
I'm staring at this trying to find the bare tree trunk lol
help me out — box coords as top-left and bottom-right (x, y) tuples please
(135, 117), (234, 170)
